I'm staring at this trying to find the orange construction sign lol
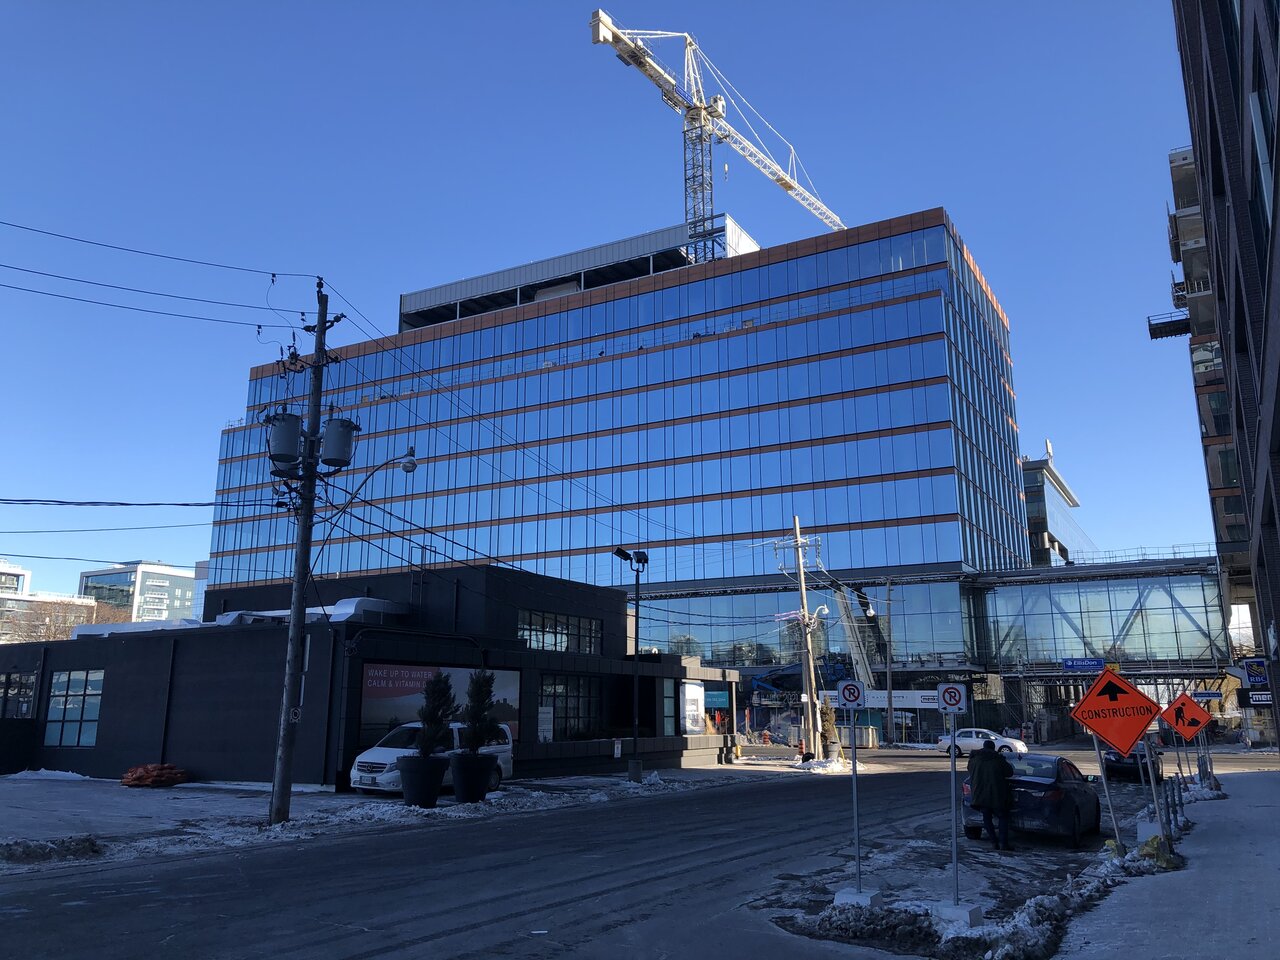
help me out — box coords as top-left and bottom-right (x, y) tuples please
(1070, 669), (1160, 756)
(1162, 693), (1212, 742)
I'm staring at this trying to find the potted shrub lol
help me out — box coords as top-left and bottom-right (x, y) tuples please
(449, 668), (502, 804)
(399, 671), (457, 808)
(820, 703), (842, 761)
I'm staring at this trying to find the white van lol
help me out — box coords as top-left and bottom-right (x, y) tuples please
(350, 721), (514, 794)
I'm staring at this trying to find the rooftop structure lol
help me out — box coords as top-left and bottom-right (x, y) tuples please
(400, 216), (758, 330)
(1020, 441), (1098, 566)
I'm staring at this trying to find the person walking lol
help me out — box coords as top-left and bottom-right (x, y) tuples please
(967, 739), (1015, 851)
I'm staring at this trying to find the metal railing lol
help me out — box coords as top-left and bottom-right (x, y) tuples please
(1068, 542), (1218, 565)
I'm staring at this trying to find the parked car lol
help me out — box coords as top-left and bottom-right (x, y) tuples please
(962, 753), (1101, 847)
(349, 721), (514, 795)
(936, 727), (1028, 756)
(1102, 740), (1164, 782)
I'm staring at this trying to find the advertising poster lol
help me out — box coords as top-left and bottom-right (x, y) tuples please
(681, 680), (705, 736)
(361, 663), (520, 747)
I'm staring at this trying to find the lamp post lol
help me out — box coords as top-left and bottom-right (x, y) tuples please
(861, 582), (895, 746)
(615, 546), (648, 783)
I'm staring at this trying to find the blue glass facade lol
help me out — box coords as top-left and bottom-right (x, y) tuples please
(210, 209), (1030, 663)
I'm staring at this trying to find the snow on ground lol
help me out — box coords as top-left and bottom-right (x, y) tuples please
(171, 780), (332, 794)
(791, 757), (870, 774)
(888, 742), (938, 751)
(3, 769), (93, 781)
(789, 842), (1180, 960)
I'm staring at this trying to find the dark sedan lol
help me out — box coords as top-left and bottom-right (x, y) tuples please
(1102, 741), (1164, 782)
(962, 753), (1101, 847)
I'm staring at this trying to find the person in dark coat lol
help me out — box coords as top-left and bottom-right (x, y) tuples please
(967, 740), (1015, 850)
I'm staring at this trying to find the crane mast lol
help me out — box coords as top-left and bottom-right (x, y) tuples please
(590, 9), (844, 263)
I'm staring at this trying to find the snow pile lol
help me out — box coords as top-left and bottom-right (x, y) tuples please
(3, 769), (91, 781)
(1182, 784), (1226, 802)
(791, 903), (941, 954)
(791, 757), (869, 774)
(0, 835), (105, 863)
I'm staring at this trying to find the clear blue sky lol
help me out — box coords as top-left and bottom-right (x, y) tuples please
(1, 2), (1201, 595)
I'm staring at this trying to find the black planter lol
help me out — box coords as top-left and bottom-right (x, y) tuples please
(450, 752), (498, 804)
(399, 755), (450, 809)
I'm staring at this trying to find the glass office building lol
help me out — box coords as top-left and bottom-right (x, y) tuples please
(210, 209), (1030, 662)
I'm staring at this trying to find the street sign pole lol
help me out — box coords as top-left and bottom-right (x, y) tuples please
(1142, 734), (1169, 845)
(934, 681), (967, 908)
(852, 722), (861, 894)
(949, 712), (959, 907)
(1092, 733), (1125, 856)
(838, 679), (866, 895)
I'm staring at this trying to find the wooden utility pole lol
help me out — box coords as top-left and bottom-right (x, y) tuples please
(269, 279), (330, 825)
(792, 517), (821, 756)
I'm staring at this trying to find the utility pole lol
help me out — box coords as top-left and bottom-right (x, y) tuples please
(269, 279), (331, 826)
(792, 517), (821, 756)
(884, 579), (894, 746)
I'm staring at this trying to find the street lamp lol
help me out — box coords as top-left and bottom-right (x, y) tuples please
(615, 545), (648, 783)
(860, 582), (896, 746)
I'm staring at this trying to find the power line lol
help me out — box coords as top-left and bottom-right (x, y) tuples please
(0, 521), (212, 534)
(0, 219), (313, 278)
(0, 498), (274, 507)
(0, 551), (196, 566)
(0, 280), (297, 329)
(0, 261), (313, 315)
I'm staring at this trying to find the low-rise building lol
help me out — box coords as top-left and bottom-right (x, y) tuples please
(0, 559), (97, 644)
(78, 561), (196, 623)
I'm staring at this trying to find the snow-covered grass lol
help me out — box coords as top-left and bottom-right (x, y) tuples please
(787, 841), (1181, 960)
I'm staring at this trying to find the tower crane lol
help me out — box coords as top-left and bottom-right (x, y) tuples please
(590, 8), (844, 263)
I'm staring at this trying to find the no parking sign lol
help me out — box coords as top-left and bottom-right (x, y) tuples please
(837, 680), (865, 709)
(936, 682), (967, 714)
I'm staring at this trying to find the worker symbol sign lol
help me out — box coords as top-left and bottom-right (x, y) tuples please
(1162, 693), (1212, 743)
(936, 683), (967, 714)
(1070, 669), (1160, 756)
(837, 680), (865, 709)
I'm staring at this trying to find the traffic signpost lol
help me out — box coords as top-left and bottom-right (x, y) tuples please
(1070, 669), (1160, 757)
(936, 683), (967, 907)
(837, 679), (866, 895)
(937, 682), (967, 714)
(1162, 693), (1211, 743)
(1072, 670), (1161, 854)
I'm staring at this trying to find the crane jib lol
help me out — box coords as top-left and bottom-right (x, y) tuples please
(590, 8), (844, 238)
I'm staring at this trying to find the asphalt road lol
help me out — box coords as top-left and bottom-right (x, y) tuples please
(3, 767), (955, 960)
(5, 747), (1264, 960)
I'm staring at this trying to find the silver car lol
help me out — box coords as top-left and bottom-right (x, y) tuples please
(937, 727), (1028, 756)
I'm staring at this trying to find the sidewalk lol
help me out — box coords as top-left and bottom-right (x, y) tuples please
(1058, 770), (1280, 959)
